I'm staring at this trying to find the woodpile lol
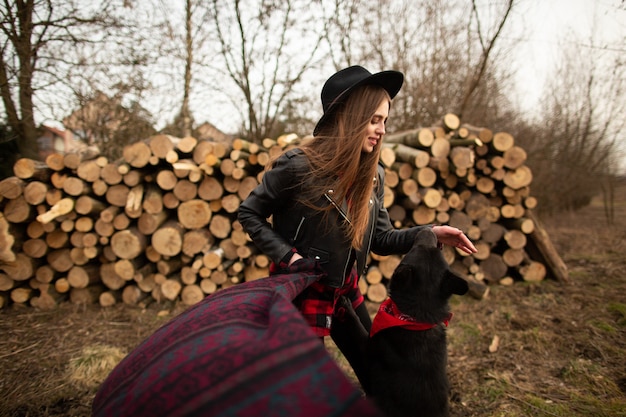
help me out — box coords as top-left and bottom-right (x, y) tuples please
(0, 115), (567, 309)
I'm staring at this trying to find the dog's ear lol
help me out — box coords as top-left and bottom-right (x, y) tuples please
(414, 228), (438, 248)
(391, 263), (413, 281)
(442, 271), (469, 296)
(388, 263), (414, 292)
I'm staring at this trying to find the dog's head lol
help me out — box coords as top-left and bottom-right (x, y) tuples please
(389, 228), (469, 320)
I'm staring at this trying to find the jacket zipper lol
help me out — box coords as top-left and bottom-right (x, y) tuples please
(340, 252), (353, 285)
(365, 203), (375, 255)
(324, 191), (352, 286)
(324, 192), (351, 224)
(292, 216), (306, 241)
(361, 201), (375, 274)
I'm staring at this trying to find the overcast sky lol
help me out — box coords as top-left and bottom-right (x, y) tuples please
(509, 0), (625, 171)
(511, 0), (624, 112)
(30, 0), (624, 171)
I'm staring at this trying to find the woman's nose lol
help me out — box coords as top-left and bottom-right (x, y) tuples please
(376, 123), (386, 135)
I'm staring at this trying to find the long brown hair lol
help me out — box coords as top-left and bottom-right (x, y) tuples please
(298, 84), (391, 250)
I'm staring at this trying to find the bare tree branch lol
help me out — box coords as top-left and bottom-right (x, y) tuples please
(0, 0), (149, 159)
(208, 0), (324, 141)
(457, 0), (514, 118)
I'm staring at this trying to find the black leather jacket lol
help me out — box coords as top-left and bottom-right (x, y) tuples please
(238, 148), (428, 288)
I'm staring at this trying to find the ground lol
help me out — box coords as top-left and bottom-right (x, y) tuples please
(1, 183), (625, 417)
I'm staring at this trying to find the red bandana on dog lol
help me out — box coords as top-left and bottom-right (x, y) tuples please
(370, 298), (452, 337)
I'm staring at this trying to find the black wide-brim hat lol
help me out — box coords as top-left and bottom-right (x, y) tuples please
(313, 65), (404, 136)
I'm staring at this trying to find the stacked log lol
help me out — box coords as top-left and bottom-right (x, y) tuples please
(371, 115), (568, 302)
(0, 117), (567, 309)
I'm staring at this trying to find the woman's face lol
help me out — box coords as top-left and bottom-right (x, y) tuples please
(361, 98), (389, 153)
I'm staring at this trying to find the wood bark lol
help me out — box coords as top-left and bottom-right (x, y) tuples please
(0, 116), (565, 308)
(0, 213), (16, 263)
(30, 283), (65, 310)
(151, 221), (184, 257)
(110, 228), (147, 260)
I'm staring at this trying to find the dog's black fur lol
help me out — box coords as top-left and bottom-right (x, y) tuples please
(333, 228), (468, 417)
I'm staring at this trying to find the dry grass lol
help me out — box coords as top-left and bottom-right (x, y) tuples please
(1, 181), (625, 416)
(67, 345), (127, 389)
(0, 302), (180, 417)
(443, 181), (626, 417)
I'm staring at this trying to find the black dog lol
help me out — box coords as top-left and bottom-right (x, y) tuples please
(334, 228), (468, 417)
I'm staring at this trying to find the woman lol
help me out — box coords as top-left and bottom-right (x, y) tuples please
(238, 65), (476, 383)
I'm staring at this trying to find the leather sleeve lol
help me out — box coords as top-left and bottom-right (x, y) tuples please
(369, 164), (428, 255)
(238, 150), (305, 265)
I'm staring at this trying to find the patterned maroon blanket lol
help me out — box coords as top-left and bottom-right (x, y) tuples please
(92, 258), (383, 417)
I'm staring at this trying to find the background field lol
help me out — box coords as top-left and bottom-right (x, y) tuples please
(1, 181), (625, 417)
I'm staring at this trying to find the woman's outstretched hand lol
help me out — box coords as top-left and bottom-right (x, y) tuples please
(432, 225), (477, 255)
